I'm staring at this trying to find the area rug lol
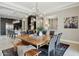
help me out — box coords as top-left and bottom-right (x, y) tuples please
(2, 47), (18, 56)
(39, 43), (69, 56)
(2, 43), (69, 56)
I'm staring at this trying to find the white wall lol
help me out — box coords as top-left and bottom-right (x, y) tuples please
(47, 6), (79, 42)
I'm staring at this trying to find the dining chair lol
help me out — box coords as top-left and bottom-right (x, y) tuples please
(56, 33), (62, 47)
(42, 30), (47, 35)
(39, 35), (58, 56)
(49, 31), (54, 39)
(24, 49), (41, 56)
(8, 30), (15, 39)
(12, 31), (18, 39)
(48, 35), (58, 56)
(16, 45), (41, 56)
(13, 40), (41, 56)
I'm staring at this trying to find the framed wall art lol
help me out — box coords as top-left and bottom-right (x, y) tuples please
(64, 16), (78, 29)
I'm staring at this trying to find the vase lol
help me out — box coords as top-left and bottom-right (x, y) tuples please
(39, 31), (42, 36)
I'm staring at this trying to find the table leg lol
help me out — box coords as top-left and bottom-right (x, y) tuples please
(37, 45), (39, 49)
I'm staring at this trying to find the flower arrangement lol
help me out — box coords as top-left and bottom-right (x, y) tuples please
(37, 26), (44, 32)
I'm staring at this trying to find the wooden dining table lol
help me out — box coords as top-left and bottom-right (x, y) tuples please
(16, 34), (50, 49)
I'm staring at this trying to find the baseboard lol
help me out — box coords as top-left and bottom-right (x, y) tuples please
(61, 39), (79, 45)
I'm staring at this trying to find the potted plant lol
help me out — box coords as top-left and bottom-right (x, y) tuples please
(37, 26), (44, 36)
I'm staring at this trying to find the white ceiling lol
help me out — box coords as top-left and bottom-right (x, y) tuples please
(13, 2), (74, 14)
(0, 2), (78, 19)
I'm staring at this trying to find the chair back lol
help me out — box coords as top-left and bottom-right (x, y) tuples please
(48, 35), (58, 56)
(49, 31), (54, 38)
(56, 33), (62, 46)
(42, 30), (47, 35)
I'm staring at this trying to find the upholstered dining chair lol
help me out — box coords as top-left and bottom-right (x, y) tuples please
(17, 45), (41, 56)
(56, 33), (62, 47)
(39, 35), (58, 56)
(13, 39), (41, 56)
(49, 31), (54, 38)
(48, 35), (58, 56)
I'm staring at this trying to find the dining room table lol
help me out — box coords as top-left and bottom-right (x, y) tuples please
(16, 34), (50, 49)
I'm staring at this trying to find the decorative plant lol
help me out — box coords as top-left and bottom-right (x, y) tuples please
(37, 26), (44, 32)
